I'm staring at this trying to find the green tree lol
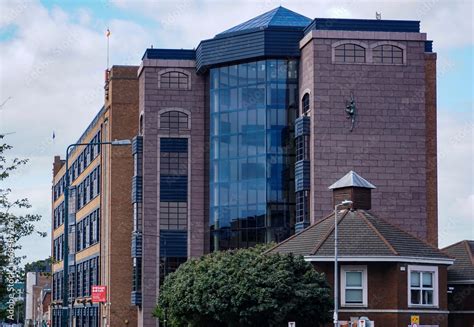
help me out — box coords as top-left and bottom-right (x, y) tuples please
(154, 245), (332, 327)
(0, 135), (45, 320)
(24, 257), (52, 274)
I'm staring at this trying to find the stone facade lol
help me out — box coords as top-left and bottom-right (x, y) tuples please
(300, 31), (437, 245)
(138, 59), (207, 327)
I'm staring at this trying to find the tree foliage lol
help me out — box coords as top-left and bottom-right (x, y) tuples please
(154, 245), (332, 327)
(0, 135), (45, 320)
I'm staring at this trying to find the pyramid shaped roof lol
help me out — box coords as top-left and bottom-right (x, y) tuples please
(218, 6), (311, 36)
(328, 170), (376, 190)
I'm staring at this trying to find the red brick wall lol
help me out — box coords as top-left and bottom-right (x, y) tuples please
(313, 262), (448, 327)
(448, 283), (474, 326)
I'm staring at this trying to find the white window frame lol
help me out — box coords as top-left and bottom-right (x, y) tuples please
(341, 265), (368, 307)
(407, 265), (439, 308)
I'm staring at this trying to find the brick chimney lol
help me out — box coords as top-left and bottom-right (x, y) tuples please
(52, 156), (64, 176)
(328, 171), (376, 210)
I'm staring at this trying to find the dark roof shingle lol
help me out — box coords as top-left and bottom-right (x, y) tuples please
(442, 240), (474, 282)
(268, 209), (451, 262)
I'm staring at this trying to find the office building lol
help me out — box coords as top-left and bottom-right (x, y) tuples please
(50, 66), (139, 326)
(133, 6), (438, 326)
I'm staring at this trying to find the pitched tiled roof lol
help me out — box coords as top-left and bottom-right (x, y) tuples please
(268, 209), (451, 262)
(442, 240), (474, 282)
(218, 6), (311, 36)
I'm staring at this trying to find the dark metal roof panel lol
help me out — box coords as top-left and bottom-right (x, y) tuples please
(304, 18), (420, 34)
(218, 6), (311, 36)
(142, 48), (196, 60)
(196, 27), (303, 73)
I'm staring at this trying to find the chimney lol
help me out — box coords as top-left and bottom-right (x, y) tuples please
(328, 171), (376, 210)
(52, 156), (64, 177)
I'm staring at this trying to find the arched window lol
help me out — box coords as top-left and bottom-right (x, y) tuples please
(302, 93), (310, 114)
(373, 44), (403, 64)
(335, 43), (366, 63)
(160, 71), (189, 89)
(160, 111), (189, 130)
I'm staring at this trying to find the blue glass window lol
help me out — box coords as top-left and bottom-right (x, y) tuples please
(210, 59), (298, 251)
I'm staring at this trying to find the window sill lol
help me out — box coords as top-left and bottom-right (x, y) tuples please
(341, 303), (368, 308)
(408, 304), (439, 309)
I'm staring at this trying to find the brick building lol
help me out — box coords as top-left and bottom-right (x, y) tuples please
(132, 7), (439, 326)
(25, 272), (51, 327)
(268, 172), (453, 327)
(132, 51), (208, 327)
(442, 240), (474, 326)
(50, 66), (139, 327)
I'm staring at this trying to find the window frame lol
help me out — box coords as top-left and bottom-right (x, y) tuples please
(160, 110), (190, 131)
(372, 44), (404, 64)
(333, 43), (367, 64)
(159, 70), (190, 90)
(341, 265), (368, 307)
(408, 265), (439, 308)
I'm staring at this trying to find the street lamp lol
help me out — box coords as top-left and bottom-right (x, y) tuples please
(61, 139), (131, 327)
(333, 199), (352, 327)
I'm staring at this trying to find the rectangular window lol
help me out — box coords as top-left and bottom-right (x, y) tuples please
(408, 265), (438, 307)
(160, 201), (188, 230)
(341, 265), (368, 307)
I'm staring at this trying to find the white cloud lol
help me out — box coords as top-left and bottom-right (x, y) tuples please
(108, 0), (473, 50)
(0, 0), (153, 264)
(437, 110), (474, 247)
(0, 0), (472, 265)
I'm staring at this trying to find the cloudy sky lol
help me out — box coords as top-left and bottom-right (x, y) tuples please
(0, 0), (472, 264)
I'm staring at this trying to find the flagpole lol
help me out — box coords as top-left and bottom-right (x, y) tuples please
(106, 28), (110, 69)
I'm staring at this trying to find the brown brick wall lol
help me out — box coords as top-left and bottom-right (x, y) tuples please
(103, 65), (139, 327)
(301, 35), (436, 243)
(139, 59), (207, 327)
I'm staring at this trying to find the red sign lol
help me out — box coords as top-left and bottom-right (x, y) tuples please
(91, 285), (107, 303)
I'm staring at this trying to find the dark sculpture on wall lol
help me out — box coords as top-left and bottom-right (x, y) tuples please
(345, 92), (356, 132)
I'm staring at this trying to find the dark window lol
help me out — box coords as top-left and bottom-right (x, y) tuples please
(296, 135), (310, 162)
(133, 257), (142, 292)
(160, 71), (189, 89)
(296, 191), (310, 224)
(373, 44), (403, 64)
(335, 43), (366, 63)
(160, 151), (188, 176)
(302, 93), (310, 114)
(160, 202), (187, 230)
(160, 111), (189, 130)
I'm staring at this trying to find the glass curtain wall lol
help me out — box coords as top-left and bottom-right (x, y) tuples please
(210, 59), (298, 251)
